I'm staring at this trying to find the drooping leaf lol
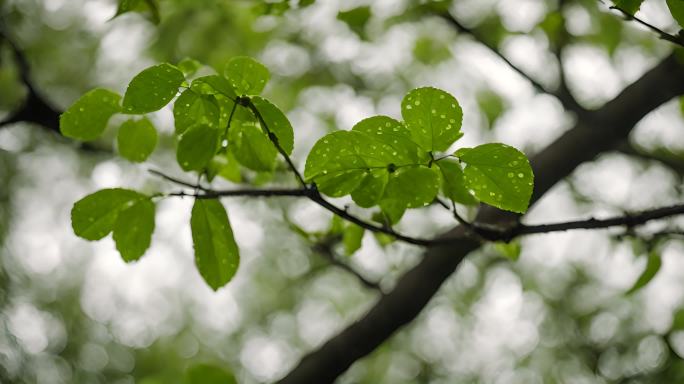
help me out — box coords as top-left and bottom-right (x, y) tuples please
(177, 124), (220, 171)
(122, 63), (185, 114)
(401, 87), (463, 152)
(627, 251), (662, 294)
(173, 89), (220, 134)
(190, 199), (240, 290)
(436, 159), (478, 205)
(112, 198), (155, 262)
(117, 118), (157, 162)
(59, 88), (121, 141)
(184, 364), (237, 384)
(223, 56), (270, 95)
(343, 224), (364, 256)
(177, 57), (202, 77)
(667, 0), (684, 28)
(229, 117), (278, 172)
(379, 199), (407, 225)
(191, 75), (238, 100)
(71, 189), (146, 241)
(456, 143), (534, 213)
(613, 0), (645, 14)
(250, 96), (294, 155)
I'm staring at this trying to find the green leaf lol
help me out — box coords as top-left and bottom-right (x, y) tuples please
(627, 251), (662, 294)
(173, 89), (221, 134)
(190, 199), (240, 290)
(401, 87), (464, 152)
(191, 75), (238, 100)
(223, 56), (270, 95)
(71, 189), (146, 241)
(250, 96), (294, 155)
(613, 0), (645, 14)
(184, 364), (237, 384)
(436, 159), (478, 206)
(112, 198), (155, 262)
(351, 169), (389, 208)
(413, 36), (451, 65)
(343, 223), (364, 256)
(229, 116), (278, 172)
(177, 57), (202, 77)
(382, 166), (440, 209)
(337, 6), (371, 38)
(457, 143), (534, 213)
(122, 63), (185, 114)
(495, 241), (521, 261)
(177, 125), (220, 171)
(667, 0), (684, 28)
(117, 118), (157, 162)
(206, 151), (242, 183)
(59, 88), (121, 141)
(672, 308), (684, 330)
(305, 116), (424, 198)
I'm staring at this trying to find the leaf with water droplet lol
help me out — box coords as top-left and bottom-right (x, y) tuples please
(122, 63), (184, 114)
(177, 124), (220, 171)
(173, 89), (220, 134)
(191, 199), (240, 290)
(117, 117), (157, 162)
(60, 88), (121, 141)
(223, 56), (270, 95)
(436, 158), (478, 206)
(113, 198), (155, 262)
(251, 96), (294, 155)
(456, 143), (534, 213)
(71, 189), (146, 241)
(401, 87), (463, 152)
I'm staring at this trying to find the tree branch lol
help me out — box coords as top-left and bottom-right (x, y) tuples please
(277, 53), (684, 384)
(437, 11), (586, 116)
(615, 141), (684, 178)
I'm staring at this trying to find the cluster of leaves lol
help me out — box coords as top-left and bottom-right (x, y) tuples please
(60, 54), (533, 291)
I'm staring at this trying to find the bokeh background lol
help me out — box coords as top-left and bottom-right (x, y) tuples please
(1, 0), (684, 383)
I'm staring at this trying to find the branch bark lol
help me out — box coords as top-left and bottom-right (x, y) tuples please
(277, 53), (684, 384)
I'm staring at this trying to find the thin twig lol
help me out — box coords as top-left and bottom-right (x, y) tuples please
(313, 238), (383, 292)
(436, 11), (586, 115)
(601, 1), (684, 48)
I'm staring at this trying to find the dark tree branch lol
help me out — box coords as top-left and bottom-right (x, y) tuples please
(0, 28), (61, 132)
(615, 141), (684, 178)
(313, 238), (383, 293)
(277, 53), (684, 384)
(602, 1), (684, 48)
(437, 11), (586, 116)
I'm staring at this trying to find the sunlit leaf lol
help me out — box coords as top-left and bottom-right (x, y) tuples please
(190, 199), (240, 290)
(191, 75), (238, 100)
(382, 165), (440, 209)
(627, 251), (662, 294)
(223, 56), (270, 95)
(60, 88), (121, 141)
(456, 143), (534, 213)
(71, 189), (146, 241)
(173, 89), (220, 134)
(117, 118), (157, 162)
(177, 124), (220, 171)
(122, 63), (184, 114)
(401, 87), (463, 152)
(112, 198), (155, 262)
